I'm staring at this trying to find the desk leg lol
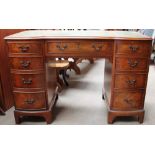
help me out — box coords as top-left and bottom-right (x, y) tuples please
(14, 110), (53, 124)
(108, 110), (145, 124)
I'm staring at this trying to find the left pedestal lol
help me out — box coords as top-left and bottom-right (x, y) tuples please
(6, 40), (58, 124)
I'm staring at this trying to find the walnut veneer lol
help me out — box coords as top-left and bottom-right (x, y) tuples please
(5, 30), (152, 124)
(0, 29), (25, 111)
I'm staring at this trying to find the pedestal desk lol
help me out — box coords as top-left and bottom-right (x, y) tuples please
(5, 30), (152, 124)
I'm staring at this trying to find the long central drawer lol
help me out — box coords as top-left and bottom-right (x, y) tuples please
(46, 40), (114, 56)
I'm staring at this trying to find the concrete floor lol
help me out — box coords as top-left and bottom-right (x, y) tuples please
(0, 59), (155, 125)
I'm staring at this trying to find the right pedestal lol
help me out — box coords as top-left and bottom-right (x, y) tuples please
(104, 40), (152, 124)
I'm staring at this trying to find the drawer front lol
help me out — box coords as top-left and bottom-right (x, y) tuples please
(116, 40), (151, 57)
(47, 41), (79, 53)
(115, 58), (148, 72)
(8, 41), (42, 55)
(111, 91), (144, 110)
(114, 74), (147, 89)
(14, 92), (47, 110)
(47, 40), (113, 56)
(9, 57), (44, 70)
(11, 73), (45, 89)
(79, 41), (113, 55)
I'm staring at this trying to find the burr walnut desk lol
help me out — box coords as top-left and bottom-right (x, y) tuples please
(5, 30), (152, 124)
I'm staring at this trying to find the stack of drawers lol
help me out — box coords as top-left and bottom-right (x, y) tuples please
(109, 40), (152, 123)
(7, 40), (55, 124)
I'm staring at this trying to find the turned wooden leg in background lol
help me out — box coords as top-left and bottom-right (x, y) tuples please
(67, 58), (95, 74)
(56, 70), (64, 92)
(76, 58), (95, 64)
(68, 60), (81, 74)
(59, 70), (69, 86)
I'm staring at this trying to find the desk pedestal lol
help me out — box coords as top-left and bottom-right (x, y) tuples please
(103, 39), (151, 123)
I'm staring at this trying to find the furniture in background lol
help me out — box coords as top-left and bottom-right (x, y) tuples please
(138, 29), (155, 63)
(66, 58), (94, 75)
(5, 30), (152, 124)
(0, 75), (5, 115)
(48, 60), (70, 92)
(138, 29), (154, 36)
(153, 38), (155, 63)
(106, 29), (128, 31)
(0, 29), (25, 111)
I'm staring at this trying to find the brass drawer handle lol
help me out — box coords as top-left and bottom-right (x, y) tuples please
(128, 60), (139, 68)
(19, 45), (30, 52)
(124, 99), (134, 105)
(56, 44), (68, 51)
(126, 79), (136, 87)
(24, 99), (35, 104)
(22, 78), (32, 84)
(92, 44), (103, 51)
(129, 46), (139, 52)
(20, 60), (31, 69)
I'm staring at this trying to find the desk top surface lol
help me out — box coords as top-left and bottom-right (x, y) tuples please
(5, 30), (152, 40)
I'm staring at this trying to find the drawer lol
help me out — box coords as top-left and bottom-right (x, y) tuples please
(47, 40), (113, 56)
(116, 40), (152, 57)
(47, 41), (79, 53)
(9, 57), (44, 70)
(14, 92), (47, 110)
(11, 73), (45, 89)
(8, 41), (42, 55)
(115, 58), (148, 72)
(114, 74), (147, 89)
(111, 91), (144, 111)
(79, 41), (113, 55)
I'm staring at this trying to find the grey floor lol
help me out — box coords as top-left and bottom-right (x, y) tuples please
(1, 59), (155, 125)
